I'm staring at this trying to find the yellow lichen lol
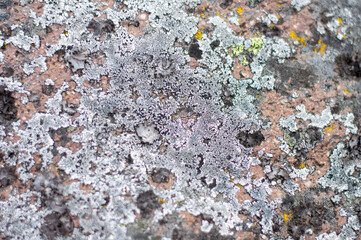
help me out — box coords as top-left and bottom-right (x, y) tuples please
(299, 163), (306, 169)
(314, 41), (326, 55)
(296, 36), (305, 43)
(326, 125), (335, 132)
(289, 31), (296, 39)
(344, 89), (349, 94)
(237, 7), (244, 15)
(194, 29), (202, 40)
(337, 17), (343, 27)
(281, 211), (293, 224)
(159, 198), (167, 204)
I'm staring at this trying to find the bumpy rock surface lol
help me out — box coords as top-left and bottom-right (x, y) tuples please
(0, 0), (360, 239)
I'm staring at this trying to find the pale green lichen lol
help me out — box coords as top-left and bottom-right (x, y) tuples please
(283, 130), (297, 150)
(240, 55), (249, 65)
(248, 37), (264, 55)
(231, 44), (244, 56)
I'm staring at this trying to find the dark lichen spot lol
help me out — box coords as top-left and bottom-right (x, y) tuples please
(266, 59), (316, 90)
(221, 84), (234, 107)
(1, 67), (13, 77)
(172, 228), (187, 240)
(41, 212), (74, 239)
(0, 86), (17, 124)
(305, 126), (322, 146)
(331, 102), (341, 114)
(237, 130), (264, 148)
(293, 145), (308, 161)
(209, 179), (217, 189)
(0, 0), (12, 22)
(220, 0), (233, 9)
(189, 43), (202, 59)
(0, 24), (11, 37)
(29, 93), (41, 108)
(245, 0), (264, 8)
(346, 134), (361, 159)
(253, 22), (282, 37)
(42, 84), (55, 96)
(151, 168), (171, 183)
(272, 214), (283, 233)
(210, 40), (220, 50)
(354, 204), (361, 222)
(335, 53), (361, 78)
(0, 166), (16, 188)
(282, 194), (334, 240)
(136, 190), (161, 217)
(266, 164), (289, 182)
(126, 153), (133, 165)
(54, 49), (66, 62)
(45, 26), (52, 34)
(49, 127), (71, 147)
(281, 195), (295, 210)
(88, 19), (115, 35)
(126, 223), (152, 240)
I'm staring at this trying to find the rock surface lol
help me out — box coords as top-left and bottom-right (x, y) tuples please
(0, 0), (360, 239)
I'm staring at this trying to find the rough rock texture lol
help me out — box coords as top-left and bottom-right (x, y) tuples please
(0, 0), (360, 239)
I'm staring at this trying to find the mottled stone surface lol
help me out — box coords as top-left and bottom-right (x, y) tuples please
(0, 0), (360, 239)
